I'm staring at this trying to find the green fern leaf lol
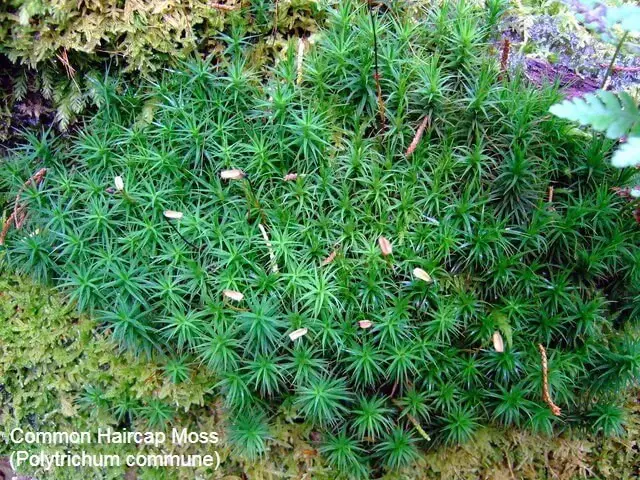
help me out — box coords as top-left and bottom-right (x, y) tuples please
(41, 69), (54, 100)
(549, 91), (640, 140)
(69, 87), (85, 114)
(611, 136), (640, 168)
(55, 100), (73, 131)
(13, 72), (28, 101)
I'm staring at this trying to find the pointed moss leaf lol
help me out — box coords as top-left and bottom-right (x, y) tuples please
(611, 136), (640, 168)
(549, 91), (640, 140)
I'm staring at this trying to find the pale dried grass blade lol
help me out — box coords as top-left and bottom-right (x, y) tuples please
(223, 289), (244, 302)
(289, 328), (308, 341)
(210, 2), (239, 11)
(163, 210), (184, 220)
(220, 169), (246, 180)
(258, 223), (279, 273)
(492, 331), (504, 352)
(413, 267), (432, 283)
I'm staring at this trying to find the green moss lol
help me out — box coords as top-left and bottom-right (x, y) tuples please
(1, 273), (638, 479)
(2, 0), (639, 476)
(0, 273), (331, 479)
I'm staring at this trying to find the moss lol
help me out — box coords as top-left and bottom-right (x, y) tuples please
(0, 0), (325, 72)
(0, 273), (333, 479)
(0, 0), (327, 140)
(0, 263), (638, 479)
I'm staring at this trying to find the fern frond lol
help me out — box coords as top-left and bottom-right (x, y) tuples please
(612, 136), (640, 168)
(550, 90), (640, 139)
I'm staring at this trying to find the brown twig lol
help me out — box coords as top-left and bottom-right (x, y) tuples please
(547, 186), (556, 211)
(405, 116), (431, 157)
(405, 412), (431, 441)
(391, 399), (431, 441)
(0, 168), (47, 246)
(499, 38), (511, 81)
(538, 344), (562, 416)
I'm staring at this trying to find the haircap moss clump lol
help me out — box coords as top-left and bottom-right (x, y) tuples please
(1, 1), (639, 476)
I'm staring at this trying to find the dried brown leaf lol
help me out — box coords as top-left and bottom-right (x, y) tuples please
(378, 236), (392, 256)
(413, 267), (432, 283)
(223, 289), (244, 302)
(492, 331), (504, 352)
(289, 328), (308, 341)
(163, 210), (183, 220)
(220, 169), (246, 180)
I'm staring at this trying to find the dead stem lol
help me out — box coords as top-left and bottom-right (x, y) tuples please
(406, 115), (431, 157)
(499, 38), (511, 81)
(538, 344), (562, 416)
(368, 0), (385, 128)
(0, 168), (47, 246)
